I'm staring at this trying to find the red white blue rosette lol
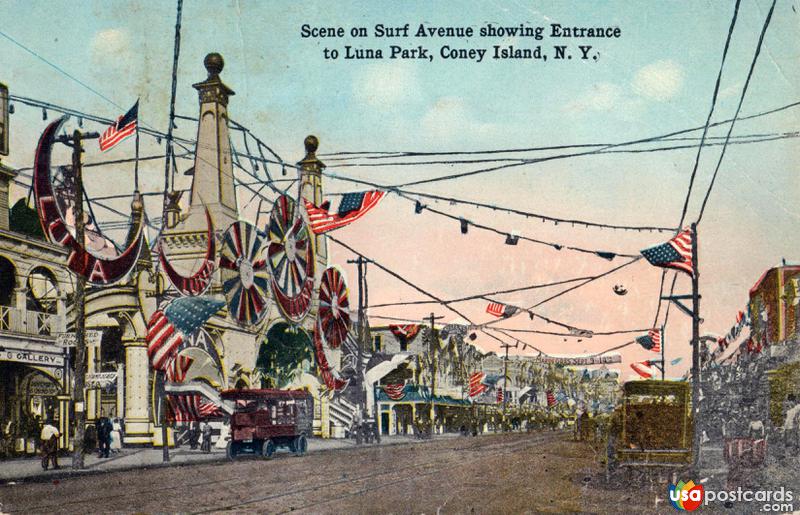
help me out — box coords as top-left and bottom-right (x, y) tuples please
(317, 267), (351, 349)
(267, 195), (315, 322)
(219, 221), (270, 326)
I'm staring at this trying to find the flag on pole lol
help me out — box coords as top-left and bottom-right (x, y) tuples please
(99, 101), (138, 152)
(640, 228), (694, 276)
(383, 383), (406, 401)
(303, 191), (385, 234)
(486, 302), (519, 318)
(635, 329), (662, 353)
(630, 361), (657, 379)
(468, 371), (488, 397)
(546, 390), (557, 407)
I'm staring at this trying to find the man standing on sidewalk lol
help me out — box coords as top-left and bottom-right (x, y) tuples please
(40, 420), (60, 470)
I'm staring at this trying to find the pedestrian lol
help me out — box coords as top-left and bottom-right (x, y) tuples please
(40, 420), (60, 470)
(110, 418), (123, 454)
(201, 420), (212, 453)
(96, 416), (112, 458)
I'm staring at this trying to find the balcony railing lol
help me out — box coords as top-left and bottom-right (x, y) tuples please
(0, 305), (65, 337)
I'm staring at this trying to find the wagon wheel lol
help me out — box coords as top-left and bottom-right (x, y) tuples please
(267, 195), (315, 322)
(293, 434), (307, 456)
(219, 221), (270, 326)
(262, 439), (276, 459)
(317, 267), (351, 349)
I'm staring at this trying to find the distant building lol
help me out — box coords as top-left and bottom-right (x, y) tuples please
(749, 263), (800, 345)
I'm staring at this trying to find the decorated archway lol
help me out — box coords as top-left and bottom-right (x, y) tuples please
(255, 322), (316, 389)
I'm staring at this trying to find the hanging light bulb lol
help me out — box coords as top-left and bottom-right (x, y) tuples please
(460, 218), (468, 234)
(505, 233), (519, 245)
(42, 108), (47, 120)
(281, 165), (287, 176)
(414, 201), (424, 214)
(8, 104), (14, 114)
(156, 136), (162, 145)
(78, 117), (84, 128)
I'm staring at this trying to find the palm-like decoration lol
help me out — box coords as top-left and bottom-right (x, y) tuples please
(317, 267), (351, 349)
(219, 221), (270, 325)
(267, 195), (315, 322)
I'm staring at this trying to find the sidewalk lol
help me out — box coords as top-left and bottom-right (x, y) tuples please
(0, 433), (460, 484)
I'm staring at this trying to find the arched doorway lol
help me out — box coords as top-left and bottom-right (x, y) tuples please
(0, 255), (16, 307)
(0, 364), (62, 456)
(255, 323), (315, 389)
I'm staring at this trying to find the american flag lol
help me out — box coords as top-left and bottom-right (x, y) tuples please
(635, 329), (662, 353)
(165, 355), (193, 383)
(146, 296), (224, 371)
(389, 324), (421, 341)
(303, 191), (385, 234)
(383, 383), (406, 401)
(640, 228), (694, 276)
(496, 386), (504, 404)
(468, 371), (488, 397)
(546, 390), (557, 407)
(99, 101), (138, 152)
(630, 361), (657, 379)
(486, 302), (519, 318)
(167, 394), (224, 422)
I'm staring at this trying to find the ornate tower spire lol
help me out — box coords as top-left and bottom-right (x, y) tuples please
(186, 52), (238, 231)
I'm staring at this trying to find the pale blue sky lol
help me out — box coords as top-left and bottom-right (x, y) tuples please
(2, 1), (798, 377)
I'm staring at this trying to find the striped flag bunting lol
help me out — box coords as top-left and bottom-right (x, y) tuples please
(718, 308), (751, 350)
(630, 361), (657, 379)
(546, 390), (557, 407)
(468, 371), (488, 397)
(165, 355), (193, 383)
(303, 190), (385, 234)
(383, 383), (406, 401)
(496, 386), (504, 404)
(167, 394), (225, 422)
(640, 228), (694, 276)
(389, 324), (421, 342)
(146, 296), (225, 371)
(635, 329), (662, 353)
(99, 101), (138, 152)
(486, 302), (519, 318)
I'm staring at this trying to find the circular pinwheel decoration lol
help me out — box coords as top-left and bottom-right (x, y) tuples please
(267, 195), (315, 322)
(219, 221), (270, 325)
(317, 267), (351, 349)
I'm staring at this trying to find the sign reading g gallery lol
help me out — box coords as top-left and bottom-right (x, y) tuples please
(2, 349), (64, 367)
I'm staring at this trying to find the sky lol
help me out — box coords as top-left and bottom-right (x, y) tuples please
(1, 0), (799, 380)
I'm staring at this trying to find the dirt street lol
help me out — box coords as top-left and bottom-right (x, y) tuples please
(0, 431), (660, 514)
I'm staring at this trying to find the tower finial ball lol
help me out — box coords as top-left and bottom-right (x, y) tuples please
(204, 53), (224, 76)
(304, 135), (319, 154)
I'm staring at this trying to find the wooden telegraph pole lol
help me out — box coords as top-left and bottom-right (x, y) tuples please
(347, 256), (372, 437)
(427, 312), (444, 433)
(501, 343), (512, 418)
(57, 129), (98, 469)
(690, 223), (701, 468)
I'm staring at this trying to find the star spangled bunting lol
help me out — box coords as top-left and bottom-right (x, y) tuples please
(486, 302), (519, 318)
(546, 390), (557, 407)
(389, 324), (421, 342)
(303, 191), (385, 234)
(167, 394), (224, 422)
(496, 386), (504, 404)
(146, 296), (225, 371)
(468, 371), (488, 397)
(165, 355), (193, 383)
(640, 228), (694, 276)
(99, 101), (138, 152)
(383, 383), (406, 401)
(635, 329), (662, 353)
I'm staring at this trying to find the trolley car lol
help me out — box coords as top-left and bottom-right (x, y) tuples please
(616, 380), (693, 467)
(220, 389), (313, 459)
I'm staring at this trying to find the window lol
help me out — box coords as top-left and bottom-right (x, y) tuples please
(400, 339), (408, 352)
(373, 335), (382, 352)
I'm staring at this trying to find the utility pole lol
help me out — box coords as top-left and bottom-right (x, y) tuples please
(57, 129), (98, 469)
(690, 223), (701, 469)
(661, 324), (666, 381)
(501, 343), (512, 418)
(347, 256), (372, 431)
(427, 312), (444, 432)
